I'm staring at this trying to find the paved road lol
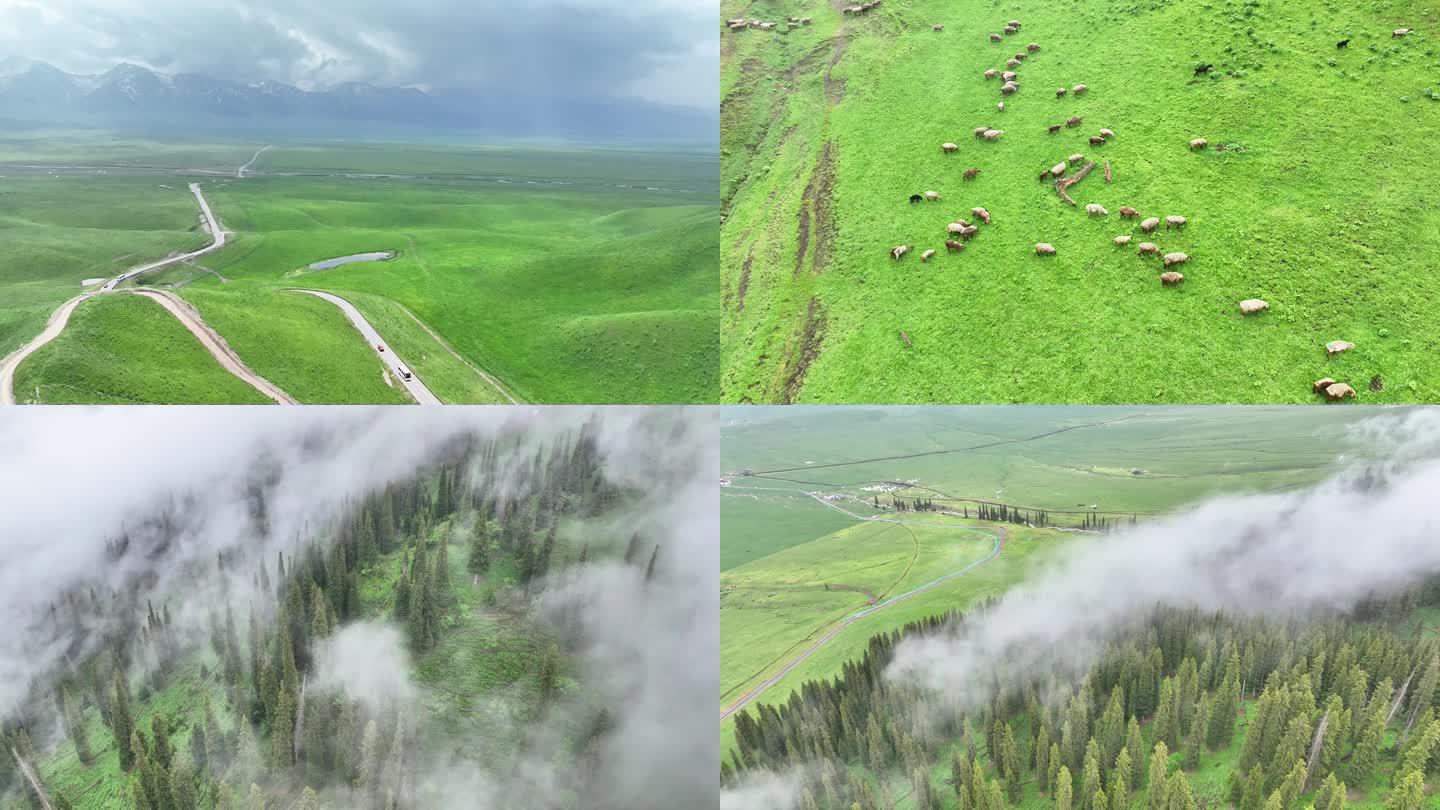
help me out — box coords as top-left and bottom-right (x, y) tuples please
(128, 290), (295, 404)
(102, 183), (225, 291)
(237, 145), (272, 178)
(292, 289), (441, 404)
(719, 499), (1006, 721)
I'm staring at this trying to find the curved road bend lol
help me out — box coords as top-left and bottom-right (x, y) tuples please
(720, 517), (1006, 721)
(127, 290), (295, 404)
(237, 145), (272, 178)
(103, 183), (226, 291)
(1, 182), (245, 404)
(291, 290), (441, 405)
(0, 295), (90, 405)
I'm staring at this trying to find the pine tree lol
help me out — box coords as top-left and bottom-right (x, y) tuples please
(151, 712), (174, 770)
(270, 684), (296, 770)
(1164, 770), (1196, 810)
(1082, 742), (1102, 810)
(1153, 679), (1178, 750)
(170, 757), (198, 810)
(355, 719), (381, 801)
(1240, 767), (1266, 810)
(1399, 713), (1440, 776)
(1111, 748), (1132, 810)
(1384, 770), (1423, 810)
(1145, 743), (1169, 810)
(1056, 766), (1073, 810)
(998, 721), (1022, 803)
(1126, 719), (1145, 788)
(1350, 702), (1385, 785)
(114, 673), (138, 771)
(1209, 653), (1242, 749)
(60, 683), (94, 766)
(1037, 726), (1053, 791)
(1314, 773), (1347, 810)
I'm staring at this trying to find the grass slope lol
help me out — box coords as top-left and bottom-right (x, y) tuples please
(721, 0), (1440, 403)
(12, 293), (271, 404)
(1, 137), (718, 403)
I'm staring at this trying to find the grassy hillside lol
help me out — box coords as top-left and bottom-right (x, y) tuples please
(0, 136), (718, 403)
(11, 293), (272, 405)
(720, 0), (1440, 403)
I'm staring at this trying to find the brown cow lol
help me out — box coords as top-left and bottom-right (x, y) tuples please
(924, 190), (941, 201)
(974, 126), (990, 139)
(942, 143), (959, 153)
(1189, 138), (1209, 150)
(1001, 82), (1018, 95)
(971, 207), (991, 224)
(963, 168), (981, 181)
(1393, 28), (1411, 37)
(1140, 217), (1160, 232)
(933, 24), (944, 31)
(984, 68), (998, 80)
(1001, 71), (1017, 81)
(1035, 242), (1056, 255)
(1066, 116), (1083, 127)
(1325, 382), (1357, 400)
(1239, 298), (1269, 314)
(990, 33), (1003, 42)
(1162, 252), (1189, 268)
(982, 129), (1004, 141)
(960, 225), (979, 239)
(1313, 377), (1336, 394)
(1161, 271), (1184, 286)
(1056, 87), (1067, 97)
(1072, 83), (1088, 94)
(1099, 128), (1115, 138)
(945, 240), (965, 252)
(1089, 135), (1106, 146)
(891, 245), (911, 260)
(1114, 235), (1132, 246)
(947, 222), (968, 235)
(1047, 124), (1062, 134)
(1165, 215), (1187, 229)
(1137, 242), (1160, 256)
(1119, 206), (1138, 218)
(1027, 42), (1040, 52)
(921, 249), (936, 261)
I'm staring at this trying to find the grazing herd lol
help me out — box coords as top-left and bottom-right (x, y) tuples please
(726, 15), (811, 31)
(867, 13), (1413, 398)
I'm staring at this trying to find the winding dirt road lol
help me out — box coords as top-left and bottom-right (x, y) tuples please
(292, 289), (441, 405)
(237, 145), (272, 178)
(127, 290), (294, 404)
(0, 183), (293, 405)
(720, 495), (1006, 722)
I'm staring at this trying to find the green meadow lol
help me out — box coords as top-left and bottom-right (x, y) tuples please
(721, 0), (1440, 403)
(0, 134), (717, 403)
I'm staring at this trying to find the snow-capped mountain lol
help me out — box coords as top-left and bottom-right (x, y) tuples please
(0, 61), (717, 142)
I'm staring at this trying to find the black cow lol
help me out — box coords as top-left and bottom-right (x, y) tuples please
(1336, 38), (1350, 48)
(909, 194), (923, 204)
(1194, 63), (1213, 76)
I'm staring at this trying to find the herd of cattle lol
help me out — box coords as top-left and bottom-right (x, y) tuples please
(720, 5), (1417, 398)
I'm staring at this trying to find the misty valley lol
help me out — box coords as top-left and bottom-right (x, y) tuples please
(0, 408), (715, 810)
(720, 406), (1440, 810)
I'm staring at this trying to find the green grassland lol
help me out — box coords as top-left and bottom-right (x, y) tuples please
(720, 406), (1374, 565)
(721, 0), (1440, 403)
(11, 293), (272, 404)
(0, 135), (718, 403)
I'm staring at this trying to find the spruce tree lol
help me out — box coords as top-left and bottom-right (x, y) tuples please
(114, 673), (137, 771)
(1056, 766), (1073, 810)
(1110, 748), (1132, 810)
(1384, 770), (1423, 810)
(1126, 719), (1145, 788)
(1145, 743), (1169, 810)
(61, 684), (94, 766)
(1164, 770), (1196, 810)
(1240, 767), (1266, 810)
(270, 684), (296, 770)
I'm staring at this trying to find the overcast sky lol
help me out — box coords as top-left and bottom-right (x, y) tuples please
(0, 0), (717, 110)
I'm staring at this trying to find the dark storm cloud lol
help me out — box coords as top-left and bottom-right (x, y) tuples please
(0, 0), (717, 109)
